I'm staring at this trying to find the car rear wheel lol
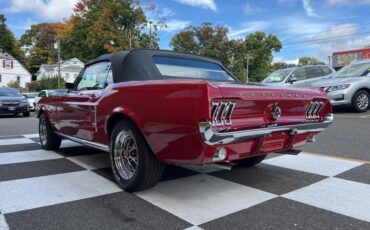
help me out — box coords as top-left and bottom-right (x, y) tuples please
(234, 155), (267, 167)
(23, 112), (30, 117)
(352, 90), (370, 112)
(110, 120), (164, 192)
(39, 113), (62, 150)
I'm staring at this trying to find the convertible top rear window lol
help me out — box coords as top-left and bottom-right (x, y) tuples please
(153, 56), (235, 82)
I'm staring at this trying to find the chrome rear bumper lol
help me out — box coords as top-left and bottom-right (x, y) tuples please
(199, 114), (334, 146)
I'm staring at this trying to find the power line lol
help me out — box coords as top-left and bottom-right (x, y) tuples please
(283, 31), (370, 46)
(281, 22), (370, 42)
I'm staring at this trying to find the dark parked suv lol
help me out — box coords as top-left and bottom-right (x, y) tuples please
(0, 87), (30, 117)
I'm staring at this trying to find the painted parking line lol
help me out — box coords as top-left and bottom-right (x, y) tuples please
(136, 174), (277, 225)
(0, 138), (34, 146)
(283, 177), (370, 222)
(0, 150), (63, 165)
(0, 214), (9, 230)
(22, 134), (39, 139)
(263, 153), (362, 176)
(0, 171), (121, 214)
(303, 152), (370, 165)
(334, 114), (370, 119)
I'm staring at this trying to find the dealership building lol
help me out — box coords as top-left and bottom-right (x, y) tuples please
(332, 47), (370, 69)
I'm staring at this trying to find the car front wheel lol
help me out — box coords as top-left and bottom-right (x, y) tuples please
(110, 120), (164, 192)
(39, 113), (62, 150)
(352, 90), (370, 112)
(23, 112), (30, 117)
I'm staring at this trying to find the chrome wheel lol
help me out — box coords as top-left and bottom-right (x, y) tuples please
(357, 93), (369, 110)
(113, 130), (139, 180)
(39, 117), (47, 146)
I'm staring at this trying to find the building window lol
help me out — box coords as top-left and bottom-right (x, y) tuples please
(4, 60), (12, 69)
(17, 76), (20, 83)
(0, 74), (2, 82)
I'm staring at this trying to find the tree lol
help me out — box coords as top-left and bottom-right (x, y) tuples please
(7, 80), (20, 89)
(0, 15), (24, 63)
(272, 62), (288, 70)
(60, 0), (158, 62)
(20, 23), (60, 74)
(298, 57), (321, 65)
(170, 24), (282, 82)
(242, 32), (282, 82)
(170, 23), (232, 66)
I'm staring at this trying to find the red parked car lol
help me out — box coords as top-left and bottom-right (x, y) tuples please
(37, 49), (333, 191)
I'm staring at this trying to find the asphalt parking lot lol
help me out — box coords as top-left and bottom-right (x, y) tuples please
(0, 110), (370, 229)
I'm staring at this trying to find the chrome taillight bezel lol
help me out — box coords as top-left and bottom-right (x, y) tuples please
(211, 101), (236, 126)
(305, 101), (324, 119)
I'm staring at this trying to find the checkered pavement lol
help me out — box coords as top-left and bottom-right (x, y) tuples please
(1, 134), (370, 230)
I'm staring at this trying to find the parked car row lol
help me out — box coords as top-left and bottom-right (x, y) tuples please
(0, 87), (68, 117)
(262, 60), (370, 112)
(0, 87), (31, 117)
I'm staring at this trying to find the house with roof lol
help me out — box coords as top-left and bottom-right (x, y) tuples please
(0, 51), (32, 88)
(36, 58), (84, 83)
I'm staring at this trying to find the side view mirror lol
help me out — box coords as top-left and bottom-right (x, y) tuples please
(65, 82), (75, 90)
(288, 77), (298, 84)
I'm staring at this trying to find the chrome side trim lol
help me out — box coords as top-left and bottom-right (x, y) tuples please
(199, 114), (334, 146)
(55, 132), (109, 152)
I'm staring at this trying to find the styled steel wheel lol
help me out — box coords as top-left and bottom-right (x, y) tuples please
(353, 90), (370, 112)
(39, 116), (48, 146)
(113, 130), (139, 180)
(110, 120), (164, 192)
(38, 113), (62, 150)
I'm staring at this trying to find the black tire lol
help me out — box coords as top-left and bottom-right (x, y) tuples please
(234, 155), (267, 167)
(39, 113), (62, 150)
(23, 112), (30, 117)
(352, 90), (370, 113)
(14, 113), (19, 116)
(110, 120), (164, 192)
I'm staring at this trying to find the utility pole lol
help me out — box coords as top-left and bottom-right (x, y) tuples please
(149, 21), (153, 48)
(245, 53), (253, 83)
(57, 38), (61, 88)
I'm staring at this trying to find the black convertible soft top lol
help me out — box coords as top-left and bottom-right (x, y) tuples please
(84, 49), (232, 83)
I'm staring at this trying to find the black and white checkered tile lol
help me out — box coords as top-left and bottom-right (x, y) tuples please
(1, 134), (370, 230)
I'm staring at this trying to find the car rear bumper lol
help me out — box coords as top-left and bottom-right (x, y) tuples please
(199, 114), (334, 146)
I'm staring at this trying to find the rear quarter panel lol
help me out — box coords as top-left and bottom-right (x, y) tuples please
(97, 80), (212, 163)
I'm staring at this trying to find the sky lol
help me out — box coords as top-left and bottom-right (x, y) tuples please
(1, 0), (370, 64)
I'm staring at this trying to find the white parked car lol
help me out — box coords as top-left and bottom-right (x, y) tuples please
(34, 90), (67, 109)
(22, 92), (38, 111)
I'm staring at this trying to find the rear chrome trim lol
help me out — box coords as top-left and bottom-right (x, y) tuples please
(199, 113), (334, 146)
(55, 132), (109, 152)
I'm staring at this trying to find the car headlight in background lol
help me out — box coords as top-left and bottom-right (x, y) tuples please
(325, 84), (351, 93)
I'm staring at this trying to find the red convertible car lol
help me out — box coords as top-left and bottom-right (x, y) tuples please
(37, 49), (333, 191)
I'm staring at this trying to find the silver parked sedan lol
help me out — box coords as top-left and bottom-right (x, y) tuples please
(312, 59), (370, 112)
(262, 65), (335, 88)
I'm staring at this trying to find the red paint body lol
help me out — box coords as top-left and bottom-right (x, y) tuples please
(38, 79), (332, 164)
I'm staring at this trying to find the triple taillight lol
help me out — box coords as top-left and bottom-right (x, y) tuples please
(211, 101), (236, 126)
(305, 101), (324, 119)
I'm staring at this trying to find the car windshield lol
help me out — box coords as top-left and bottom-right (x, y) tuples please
(49, 90), (67, 96)
(333, 62), (370, 78)
(153, 56), (236, 82)
(0, 89), (22, 97)
(263, 69), (292, 83)
(24, 93), (37, 98)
